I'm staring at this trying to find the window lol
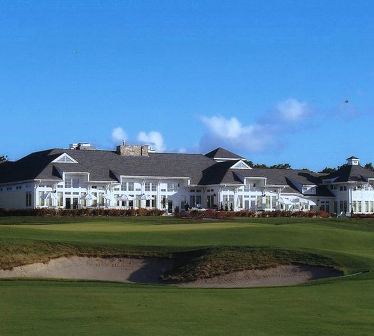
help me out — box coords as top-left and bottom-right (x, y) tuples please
(365, 201), (369, 213)
(168, 183), (177, 192)
(145, 182), (151, 192)
(57, 192), (63, 207)
(92, 192), (98, 207)
(152, 183), (157, 192)
(26, 192), (32, 207)
(65, 179), (72, 188)
(238, 195), (243, 208)
(72, 178), (80, 188)
(121, 183), (126, 191)
(265, 196), (270, 209)
(98, 194), (104, 206)
(128, 182), (134, 191)
(81, 193), (87, 207)
(357, 201), (362, 212)
(257, 196), (262, 208)
(39, 192), (45, 207)
(271, 196), (277, 209)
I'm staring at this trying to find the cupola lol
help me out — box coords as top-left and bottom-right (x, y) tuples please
(346, 156), (360, 166)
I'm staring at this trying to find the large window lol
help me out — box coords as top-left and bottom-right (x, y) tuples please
(145, 182), (151, 192)
(65, 177), (80, 189)
(128, 182), (134, 191)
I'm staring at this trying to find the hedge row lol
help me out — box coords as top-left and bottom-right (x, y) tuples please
(0, 208), (165, 217)
(351, 214), (374, 219)
(176, 209), (331, 219)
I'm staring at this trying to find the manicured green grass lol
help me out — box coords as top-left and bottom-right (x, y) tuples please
(0, 216), (374, 335)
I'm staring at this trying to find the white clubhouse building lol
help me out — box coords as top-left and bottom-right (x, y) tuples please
(0, 143), (374, 215)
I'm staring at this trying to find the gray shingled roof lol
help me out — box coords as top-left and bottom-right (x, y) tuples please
(205, 147), (244, 160)
(324, 164), (374, 183)
(0, 147), (339, 197)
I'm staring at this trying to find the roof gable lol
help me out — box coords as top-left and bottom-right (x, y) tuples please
(205, 147), (244, 161)
(52, 153), (78, 164)
(230, 160), (251, 169)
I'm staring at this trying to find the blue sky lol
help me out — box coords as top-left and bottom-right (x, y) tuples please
(0, 1), (373, 170)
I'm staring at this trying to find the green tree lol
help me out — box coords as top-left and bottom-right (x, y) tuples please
(0, 155), (7, 163)
(364, 163), (374, 171)
(270, 163), (291, 169)
(319, 167), (337, 174)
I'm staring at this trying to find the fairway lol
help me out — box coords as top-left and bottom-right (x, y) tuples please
(1, 216), (374, 335)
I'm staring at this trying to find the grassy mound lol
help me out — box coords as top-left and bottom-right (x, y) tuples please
(163, 247), (342, 282)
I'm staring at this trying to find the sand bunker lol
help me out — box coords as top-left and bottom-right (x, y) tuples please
(179, 265), (342, 288)
(0, 257), (174, 284)
(0, 257), (341, 287)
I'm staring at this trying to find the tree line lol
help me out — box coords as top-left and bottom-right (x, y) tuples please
(319, 162), (374, 174)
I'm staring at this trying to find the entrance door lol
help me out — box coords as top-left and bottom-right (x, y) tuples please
(65, 198), (71, 209)
(168, 200), (173, 213)
(73, 198), (79, 209)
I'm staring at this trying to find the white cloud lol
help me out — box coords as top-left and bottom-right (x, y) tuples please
(199, 98), (312, 154)
(276, 98), (309, 122)
(200, 116), (273, 153)
(111, 127), (127, 143)
(137, 131), (166, 152)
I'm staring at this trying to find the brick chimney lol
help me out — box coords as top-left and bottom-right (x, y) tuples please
(116, 144), (149, 157)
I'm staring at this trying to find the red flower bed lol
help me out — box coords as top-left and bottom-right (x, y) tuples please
(0, 208), (165, 217)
